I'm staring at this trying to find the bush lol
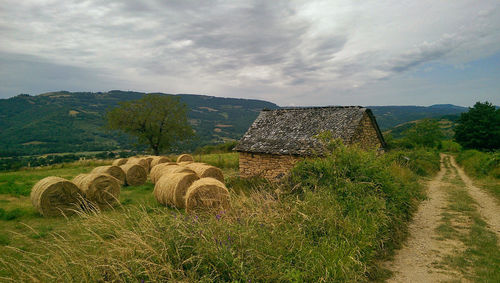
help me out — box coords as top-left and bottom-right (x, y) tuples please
(456, 150), (500, 179)
(440, 140), (462, 153)
(385, 148), (441, 177)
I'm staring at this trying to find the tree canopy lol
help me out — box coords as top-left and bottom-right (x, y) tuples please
(106, 94), (193, 155)
(402, 118), (443, 148)
(454, 101), (500, 150)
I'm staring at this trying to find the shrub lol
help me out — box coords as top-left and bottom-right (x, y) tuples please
(440, 140), (462, 153)
(385, 148), (441, 177)
(456, 150), (500, 179)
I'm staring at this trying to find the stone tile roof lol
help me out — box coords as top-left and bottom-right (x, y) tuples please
(234, 106), (385, 156)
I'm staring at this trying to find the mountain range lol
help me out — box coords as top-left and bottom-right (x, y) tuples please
(0, 90), (470, 157)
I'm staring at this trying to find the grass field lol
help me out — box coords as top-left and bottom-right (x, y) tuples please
(0, 149), (438, 281)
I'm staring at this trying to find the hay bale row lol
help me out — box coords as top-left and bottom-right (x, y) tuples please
(149, 162), (178, 184)
(154, 175), (230, 212)
(154, 172), (199, 207)
(185, 178), (230, 213)
(92, 165), (126, 185)
(31, 177), (82, 217)
(150, 156), (171, 167)
(183, 163), (224, 183)
(120, 164), (147, 186)
(72, 173), (121, 209)
(177, 154), (194, 163)
(112, 158), (128, 166)
(127, 157), (150, 172)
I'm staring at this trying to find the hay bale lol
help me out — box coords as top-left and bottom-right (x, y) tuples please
(178, 161), (194, 166)
(72, 173), (121, 208)
(177, 154), (194, 163)
(127, 157), (150, 172)
(112, 158), (128, 166)
(150, 156), (171, 168)
(185, 178), (230, 213)
(91, 165), (126, 185)
(144, 156), (155, 167)
(30, 177), (82, 217)
(150, 162), (178, 184)
(154, 172), (199, 208)
(159, 165), (195, 177)
(119, 164), (147, 186)
(184, 163), (224, 182)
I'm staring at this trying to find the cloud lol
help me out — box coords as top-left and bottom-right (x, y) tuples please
(0, 0), (499, 106)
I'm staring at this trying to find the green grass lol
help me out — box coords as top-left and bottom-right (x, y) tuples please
(436, 157), (500, 281)
(456, 150), (500, 203)
(0, 149), (437, 281)
(0, 159), (111, 196)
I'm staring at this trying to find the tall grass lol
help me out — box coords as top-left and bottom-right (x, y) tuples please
(0, 147), (437, 282)
(456, 150), (500, 179)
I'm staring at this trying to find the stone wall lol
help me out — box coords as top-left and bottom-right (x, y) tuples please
(351, 113), (383, 149)
(239, 152), (302, 179)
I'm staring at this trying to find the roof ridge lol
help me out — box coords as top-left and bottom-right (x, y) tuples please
(263, 106), (365, 111)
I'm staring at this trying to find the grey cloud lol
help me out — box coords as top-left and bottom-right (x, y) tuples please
(0, 52), (122, 96)
(1, 0), (499, 106)
(385, 36), (460, 73)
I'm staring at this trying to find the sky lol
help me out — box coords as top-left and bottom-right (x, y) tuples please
(1, 0), (499, 107)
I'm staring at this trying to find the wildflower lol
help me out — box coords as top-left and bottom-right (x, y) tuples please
(215, 214), (221, 221)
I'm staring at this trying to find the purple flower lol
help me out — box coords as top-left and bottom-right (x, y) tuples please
(215, 214), (221, 221)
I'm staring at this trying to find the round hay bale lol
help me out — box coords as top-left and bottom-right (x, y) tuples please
(184, 163), (224, 182)
(154, 172), (199, 208)
(177, 154), (194, 163)
(178, 161), (194, 166)
(144, 156), (155, 167)
(120, 164), (147, 186)
(30, 177), (82, 217)
(150, 156), (171, 168)
(185, 178), (230, 213)
(127, 157), (150, 172)
(72, 173), (121, 208)
(92, 165), (126, 185)
(112, 158), (128, 166)
(150, 162), (178, 184)
(159, 165), (195, 177)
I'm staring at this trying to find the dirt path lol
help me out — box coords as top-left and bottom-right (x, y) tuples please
(450, 156), (500, 239)
(385, 154), (500, 282)
(385, 154), (462, 282)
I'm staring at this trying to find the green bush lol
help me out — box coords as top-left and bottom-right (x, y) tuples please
(440, 140), (462, 153)
(385, 148), (441, 177)
(456, 150), (500, 179)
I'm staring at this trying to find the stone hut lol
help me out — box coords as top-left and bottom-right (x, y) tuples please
(234, 106), (386, 179)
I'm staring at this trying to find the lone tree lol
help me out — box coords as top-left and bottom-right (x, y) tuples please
(107, 94), (193, 155)
(454, 101), (500, 150)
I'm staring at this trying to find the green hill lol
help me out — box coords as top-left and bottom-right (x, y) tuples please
(0, 91), (278, 156)
(369, 104), (467, 130)
(384, 114), (461, 140)
(0, 90), (471, 157)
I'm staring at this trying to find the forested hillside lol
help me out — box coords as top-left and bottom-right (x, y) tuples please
(0, 91), (278, 156)
(0, 90), (471, 157)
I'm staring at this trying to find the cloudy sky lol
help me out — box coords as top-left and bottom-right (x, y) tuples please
(1, 0), (499, 106)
